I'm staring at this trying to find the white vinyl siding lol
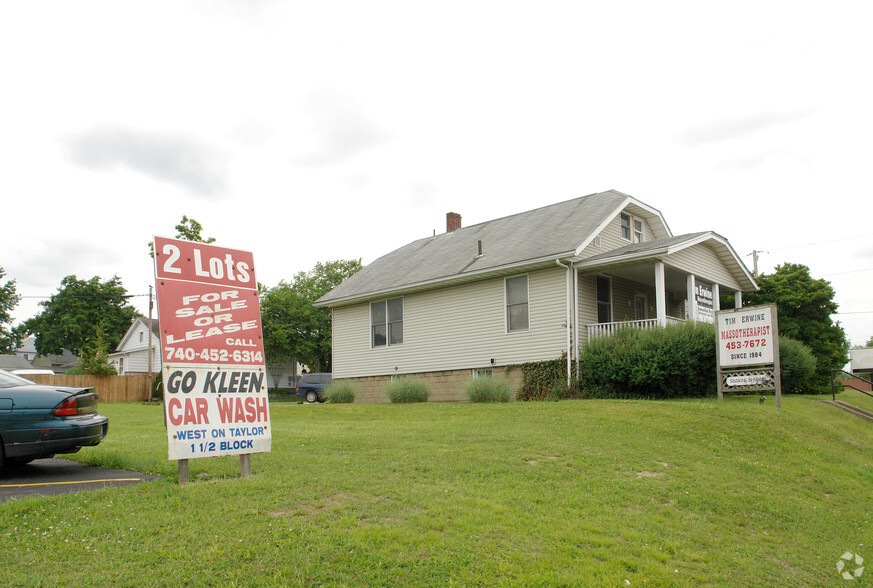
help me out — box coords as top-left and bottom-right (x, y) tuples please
(111, 320), (161, 374)
(666, 243), (742, 291)
(331, 267), (568, 379)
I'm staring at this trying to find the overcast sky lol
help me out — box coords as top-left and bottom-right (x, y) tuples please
(2, 1), (871, 346)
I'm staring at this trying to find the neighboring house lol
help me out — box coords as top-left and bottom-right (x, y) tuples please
(0, 354), (35, 372)
(15, 336), (78, 373)
(15, 336), (38, 363)
(109, 317), (161, 375)
(315, 189), (758, 402)
(265, 359), (304, 391)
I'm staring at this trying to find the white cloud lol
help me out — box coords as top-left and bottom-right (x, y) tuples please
(64, 126), (229, 198)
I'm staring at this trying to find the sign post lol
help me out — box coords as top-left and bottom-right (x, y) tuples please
(153, 236), (271, 483)
(716, 303), (781, 407)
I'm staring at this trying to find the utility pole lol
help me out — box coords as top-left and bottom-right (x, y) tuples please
(148, 285), (154, 402)
(748, 250), (767, 277)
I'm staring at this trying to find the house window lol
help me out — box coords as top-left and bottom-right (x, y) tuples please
(596, 276), (612, 323)
(505, 275), (529, 332)
(621, 212), (644, 243)
(620, 213), (632, 240)
(371, 297), (403, 347)
(139, 332), (144, 343)
(473, 368), (493, 379)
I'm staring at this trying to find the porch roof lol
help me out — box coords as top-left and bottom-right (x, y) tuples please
(573, 231), (758, 291)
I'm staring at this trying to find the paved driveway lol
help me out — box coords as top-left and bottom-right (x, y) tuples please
(0, 458), (160, 502)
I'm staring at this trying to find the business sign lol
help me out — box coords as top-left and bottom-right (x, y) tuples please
(154, 236), (271, 460)
(695, 282), (714, 323)
(716, 303), (781, 407)
(717, 304), (775, 367)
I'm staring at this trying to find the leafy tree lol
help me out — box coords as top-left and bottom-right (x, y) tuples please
(67, 323), (117, 376)
(0, 266), (21, 353)
(261, 260), (362, 372)
(866, 336), (873, 348)
(174, 216), (215, 244)
(743, 262), (849, 389)
(24, 275), (140, 357)
(149, 215), (215, 257)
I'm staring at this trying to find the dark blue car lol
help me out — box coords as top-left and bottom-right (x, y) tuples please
(296, 373), (332, 403)
(0, 369), (109, 467)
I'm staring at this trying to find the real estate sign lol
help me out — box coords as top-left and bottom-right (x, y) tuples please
(154, 236), (271, 460)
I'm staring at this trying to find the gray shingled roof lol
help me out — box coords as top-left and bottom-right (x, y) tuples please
(578, 232), (711, 264)
(318, 190), (638, 306)
(0, 354), (35, 370)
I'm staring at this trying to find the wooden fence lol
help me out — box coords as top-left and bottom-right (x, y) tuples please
(25, 374), (152, 403)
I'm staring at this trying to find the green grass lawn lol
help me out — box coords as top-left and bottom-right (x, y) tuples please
(3, 394), (873, 586)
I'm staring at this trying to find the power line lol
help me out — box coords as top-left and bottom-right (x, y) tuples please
(821, 267), (873, 277)
(19, 294), (150, 300)
(765, 233), (873, 253)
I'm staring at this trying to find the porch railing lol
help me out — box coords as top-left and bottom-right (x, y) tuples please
(586, 317), (685, 341)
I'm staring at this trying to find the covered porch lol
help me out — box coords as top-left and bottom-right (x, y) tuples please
(566, 232), (758, 350)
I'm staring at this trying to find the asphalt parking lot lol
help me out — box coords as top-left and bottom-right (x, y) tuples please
(0, 458), (160, 502)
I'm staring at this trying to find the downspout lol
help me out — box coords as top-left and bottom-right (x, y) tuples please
(573, 265), (580, 383)
(556, 259), (572, 388)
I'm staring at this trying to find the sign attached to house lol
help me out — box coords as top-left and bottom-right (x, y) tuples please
(154, 236), (271, 461)
(695, 282), (714, 323)
(715, 303), (781, 407)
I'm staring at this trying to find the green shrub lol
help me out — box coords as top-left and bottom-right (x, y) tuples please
(580, 322), (717, 399)
(579, 323), (819, 398)
(326, 380), (356, 403)
(510, 359), (580, 401)
(463, 377), (511, 403)
(778, 336), (817, 394)
(385, 377), (430, 403)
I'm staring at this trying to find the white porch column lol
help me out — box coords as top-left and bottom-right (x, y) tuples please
(713, 284), (720, 312)
(686, 274), (697, 322)
(735, 291), (743, 308)
(655, 261), (667, 326)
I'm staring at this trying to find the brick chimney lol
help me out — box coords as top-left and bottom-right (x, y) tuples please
(446, 212), (462, 233)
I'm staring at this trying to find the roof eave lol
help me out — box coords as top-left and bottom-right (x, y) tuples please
(316, 250), (577, 308)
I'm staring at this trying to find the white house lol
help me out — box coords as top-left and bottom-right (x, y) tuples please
(110, 317), (162, 375)
(315, 190), (758, 402)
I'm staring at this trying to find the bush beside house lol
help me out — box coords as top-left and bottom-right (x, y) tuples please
(576, 322), (818, 399)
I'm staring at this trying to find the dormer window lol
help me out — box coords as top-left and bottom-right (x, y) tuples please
(620, 212), (644, 243)
(620, 213), (632, 240)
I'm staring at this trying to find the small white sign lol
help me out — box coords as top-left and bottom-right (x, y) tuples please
(726, 375), (770, 387)
(695, 282), (714, 323)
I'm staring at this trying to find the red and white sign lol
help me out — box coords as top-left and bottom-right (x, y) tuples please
(154, 236), (271, 460)
(716, 305), (776, 368)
